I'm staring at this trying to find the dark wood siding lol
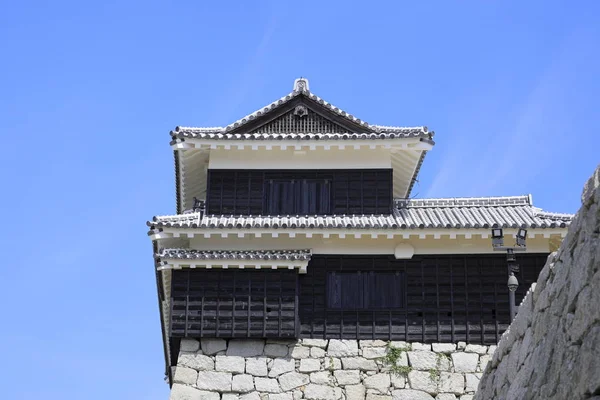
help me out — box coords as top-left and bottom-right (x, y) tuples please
(206, 169), (393, 215)
(170, 269), (298, 338)
(299, 254), (547, 345)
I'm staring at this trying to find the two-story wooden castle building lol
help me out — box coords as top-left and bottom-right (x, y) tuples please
(147, 78), (572, 387)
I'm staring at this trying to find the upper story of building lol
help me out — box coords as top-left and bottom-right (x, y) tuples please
(170, 78), (434, 216)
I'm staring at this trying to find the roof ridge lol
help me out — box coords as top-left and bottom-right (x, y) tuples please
(395, 195), (532, 208)
(534, 210), (575, 219)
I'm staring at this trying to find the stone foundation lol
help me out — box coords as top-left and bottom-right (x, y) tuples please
(170, 338), (495, 400)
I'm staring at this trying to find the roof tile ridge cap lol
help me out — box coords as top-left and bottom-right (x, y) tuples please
(372, 125), (426, 130)
(175, 126), (225, 132)
(223, 90), (299, 131)
(304, 89), (371, 127)
(153, 211), (201, 220)
(534, 209), (575, 218)
(394, 195), (533, 208)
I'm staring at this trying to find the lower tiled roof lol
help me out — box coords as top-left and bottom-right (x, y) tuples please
(157, 248), (312, 261)
(149, 195), (573, 231)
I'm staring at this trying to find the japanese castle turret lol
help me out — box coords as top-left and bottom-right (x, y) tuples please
(148, 78), (573, 399)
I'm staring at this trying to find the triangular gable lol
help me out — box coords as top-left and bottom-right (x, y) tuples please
(235, 97), (367, 134)
(227, 78), (373, 134)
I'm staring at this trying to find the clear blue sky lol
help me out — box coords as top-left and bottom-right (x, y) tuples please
(1, 1), (598, 399)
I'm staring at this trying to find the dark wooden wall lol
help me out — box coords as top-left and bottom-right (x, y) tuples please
(170, 269), (298, 338)
(299, 254), (546, 344)
(169, 253), (547, 347)
(206, 169), (393, 215)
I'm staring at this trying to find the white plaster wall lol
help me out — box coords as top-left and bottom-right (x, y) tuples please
(208, 147), (392, 169)
(189, 234), (552, 256)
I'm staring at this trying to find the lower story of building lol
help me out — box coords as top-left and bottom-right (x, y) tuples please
(166, 253), (547, 369)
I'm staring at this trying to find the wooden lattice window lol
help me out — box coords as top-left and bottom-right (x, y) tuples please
(326, 271), (405, 310)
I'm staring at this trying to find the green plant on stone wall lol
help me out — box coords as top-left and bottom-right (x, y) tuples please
(429, 353), (450, 382)
(380, 343), (412, 377)
(329, 357), (335, 371)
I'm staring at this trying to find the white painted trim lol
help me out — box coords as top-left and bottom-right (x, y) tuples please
(153, 227), (568, 241)
(174, 137), (428, 151)
(157, 260), (309, 274)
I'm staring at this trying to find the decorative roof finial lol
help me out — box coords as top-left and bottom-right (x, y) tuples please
(293, 77), (309, 92)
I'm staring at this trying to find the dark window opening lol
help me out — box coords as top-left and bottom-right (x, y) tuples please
(326, 271), (405, 310)
(266, 179), (331, 215)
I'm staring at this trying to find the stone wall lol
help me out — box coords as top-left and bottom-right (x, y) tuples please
(170, 338), (494, 400)
(475, 166), (600, 400)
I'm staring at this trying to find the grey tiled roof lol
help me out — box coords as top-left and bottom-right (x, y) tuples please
(170, 78), (433, 141)
(171, 128), (432, 141)
(157, 248), (312, 261)
(149, 195), (573, 231)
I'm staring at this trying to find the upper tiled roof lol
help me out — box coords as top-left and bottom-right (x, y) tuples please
(170, 78), (434, 141)
(171, 128), (432, 141)
(148, 195), (573, 231)
(157, 248), (311, 261)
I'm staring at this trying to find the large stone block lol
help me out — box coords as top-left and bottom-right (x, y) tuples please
(246, 357), (268, 377)
(407, 351), (438, 371)
(173, 366), (198, 385)
(392, 389), (434, 400)
(254, 377), (282, 393)
(310, 371), (333, 385)
(311, 347), (326, 358)
(438, 373), (464, 395)
(299, 358), (321, 372)
(197, 371), (233, 391)
(302, 339), (328, 348)
(390, 374), (405, 389)
(201, 338), (227, 355)
(436, 394), (457, 400)
(216, 355), (245, 374)
(341, 357), (378, 371)
(170, 384), (220, 400)
(360, 340), (388, 348)
(408, 371), (438, 395)
(269, 358), (295, 377)
(240, 392), (261, 400)
(232, 374), (255, 393)
(464, 345), (487, 355)
(411, 343), (431, 351)
(227, 340), (265, 357)
(345, 384), (366, 400)
(362, 347), (387, 359)
(304, 384), (342, 400)
(178, 353), (215, 371)
(180, 338), (201, 353)
(464, 374), (479, 393)
(366, 394), (392, 400)
(363, 373), (391, 393)
(431, 344), (456, 354)
(477, 355), (491, 373)
(334, 370), (361, 385)
(264, 344), (289, 358)
(279, 372), (310, 391)
(269, 394), (294, 400)
(290, 346), (311, 359)
(223, 394), (240, 400)
(451, 353), (479, 373)
(327, 340), (359, 357)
